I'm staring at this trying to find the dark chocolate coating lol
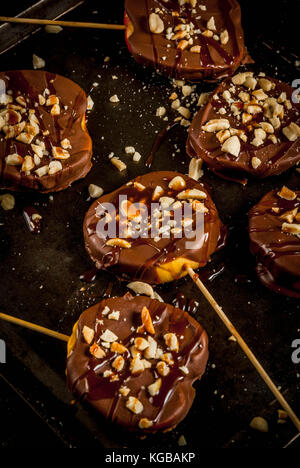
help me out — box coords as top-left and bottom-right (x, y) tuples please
(66, 294), (209, 433)
(249, 189), (300, 298)
(83, 171), (223, 284)
(187, 75), (300, 182)
(0, 70), (92, 192)
(124, 0), (248, 82)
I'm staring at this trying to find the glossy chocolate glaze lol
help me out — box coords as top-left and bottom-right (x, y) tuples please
(187, 75), (300, 182)
(83, 171), (223, 284)
(172, 292), (199, 315)
(146, 121), (179, 168)
(124, 0), (249, 82)
(79, 266), (99, 284)
(0, 70), (92, 192)
(249, 189), (300, 298)
(66, 293), (209, 433)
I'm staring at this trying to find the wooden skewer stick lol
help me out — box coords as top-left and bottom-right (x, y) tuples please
(0, 312), (69, 342)
(0, 16), (126, 31)
(186, 267), (300, 433)
(2, 279), (300, 434)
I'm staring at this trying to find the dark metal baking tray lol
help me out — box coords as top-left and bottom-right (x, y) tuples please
(0, 0), (299, 449)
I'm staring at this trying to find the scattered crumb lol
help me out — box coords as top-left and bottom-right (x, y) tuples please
(32, 54), (45, 69)
(110, 157), (126, 172)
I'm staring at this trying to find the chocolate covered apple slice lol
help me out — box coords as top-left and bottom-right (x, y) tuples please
(67, 293), (209, 432)
(249, 186), (300, 298)
(83, 171), (224, 284)
(124, 0), (249, 82)
(187, 72), (300, 182)
(0, 70), (92, 192)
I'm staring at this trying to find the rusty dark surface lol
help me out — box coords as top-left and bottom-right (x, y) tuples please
(0, 0), (299, 449)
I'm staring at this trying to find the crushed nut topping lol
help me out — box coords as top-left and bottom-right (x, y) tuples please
(251, 157), (262, 169)
(110, 156), (127, 172)
(48, 160), (62, 175)
(135, 337), (150, 351)
(0, 193), (15, 211)
(101, 175), (210, 258)
(168, 175), (186, 190)
(81, 291), (198, 430)
(32, 54), (45, 70)
(0, 80), (80, 177)
(111, 342), (128, 354)
(144, 336), (158, 359)
(148, 378), (162, 396)
(130, 355), (145, 375)
(119, 386), (130, 397)
(281, 222), (300, 237)
(282, 122), (300, 141)
(138, 418), (153, 429)
(161, 352), (175, 366)
(179, 366), (189, 375)
(164, 333), (179, 352)
(107, 310), (120, 321)
(149, 13), (164, 34)
(188, 157), (203, 180)
(146, 1), (230, 59)
(202, 118), (230, 132)
(127, 281), (155, 298)
(177, 188), (207, 200)
(157, 361), (170, 376)
(112, 355), (125, 372)
(279, 209), (298, 223)
(221, 135), (240, 157)
(88, 184), (104, 199)
(89, 343), (105, 359)
(100, 329), (118, 343)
